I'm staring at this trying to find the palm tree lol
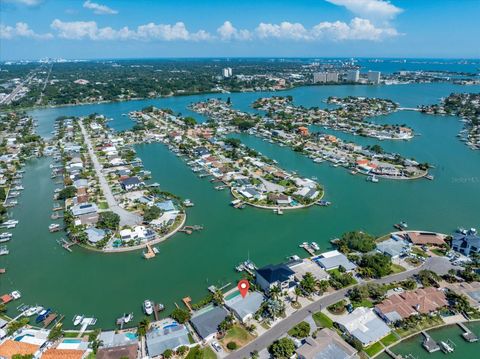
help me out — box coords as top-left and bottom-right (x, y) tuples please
(269, 285), (281, 299)
(294, 287), (302, 303)
(137, 317), (150, 337)
(212, 289), (225, 306)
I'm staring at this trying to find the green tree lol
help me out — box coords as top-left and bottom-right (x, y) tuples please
(143, 205), (161, 222)
(338, 231), (376, 253)
(268, 338), (296, 359)
(57, 186), (77, 200)
(171, 308), (191, 324)
(163, 349), (173, 358)
(137, 317), (151, 337)
(98, 211), (120, 230)
(288, 321), (310, 338)
(359, 253), (392, 278)
(300, 272), (317, 295)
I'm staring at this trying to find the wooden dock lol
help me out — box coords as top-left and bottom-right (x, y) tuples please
(421, 331), (440, 353)
(300, 244), (315, 256)
(143, 243), (156, 259)
(384, 348), (404, 359)
(43, 313), (58, 327)
(57, 238), (77, 252)
(182, 297), (193, 312)
(458, 322), (478, 342)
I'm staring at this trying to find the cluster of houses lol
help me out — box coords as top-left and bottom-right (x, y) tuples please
(129, 108), (323, 210)
(190, 98), (427, 180)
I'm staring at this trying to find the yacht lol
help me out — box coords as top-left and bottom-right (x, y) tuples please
(311, 242), (320, 251)
(0, 246), (9, 256)
(36, 308), (51, 323)
(49, 223), (60, 232)
(143, 300), (153, 315)
(440, 341), (454, 353)
(11, 291), (21, 300)
(366, 175), (379, 183)
(73, 314), (84, 326)
(24, 305), (43, 317)
(183, 199), (194, 207)
(122, 313), (134, 323)
(0, 233), (12, 241)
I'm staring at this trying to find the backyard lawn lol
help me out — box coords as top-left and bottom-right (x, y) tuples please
(380, 332), (400, 346)
(363, 341), (384, 357)
(221, 325), (254, 349)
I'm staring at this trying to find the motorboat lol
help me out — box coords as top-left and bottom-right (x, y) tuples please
(311, 242), (320, 251)
(23, 305), (43, 317)
(122, 313), (134, 323)
(0, 232), (12, 240)
(49, 223), (60, 232)
(36, 308), (51, 323)
(11, 291), (21, 300)
(366, 175), (379, 183)
(143, 300), (153, 315)
(0, 246), (9, 256)
(73, 314), (84, 326)
(440, 341), (454, 353)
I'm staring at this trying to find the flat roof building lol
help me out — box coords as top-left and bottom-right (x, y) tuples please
(146, 319), (191, 357)
(314, 250), (357, 272)
(296, 328), (359, 359)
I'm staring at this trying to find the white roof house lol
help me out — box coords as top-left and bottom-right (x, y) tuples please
(225, 291), (264, 323)
(335, 307), (391, 347)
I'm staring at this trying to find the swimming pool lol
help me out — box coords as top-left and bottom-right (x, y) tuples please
(63, 339), (82, 344)
(125, 332), (137, 340)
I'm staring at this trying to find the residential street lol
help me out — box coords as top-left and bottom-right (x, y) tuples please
(226, 257), (455, 359)
(79, 120), (141, 226)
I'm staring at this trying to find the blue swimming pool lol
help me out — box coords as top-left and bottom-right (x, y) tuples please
(14, 334), (33, 342)
(125, 333), (137, 340)
(63, 339), (82, 344)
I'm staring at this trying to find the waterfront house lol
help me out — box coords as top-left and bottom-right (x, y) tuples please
(85, 227), (106, 244)
(375, 287), (447, 323)
(145, 319), (191, 357)
(120, 226), (155, 242)
(288, 258), (330, 282)
(224, 290), (264, 323)
(72, 203), (98, 217)
(75, 212), (99, 226)
(190, 305), (229, 342)
(406, 231), (446, 246)
(97, 331), (138, 359)
(452, 229), (480, 257)
(376, 237), (411, 259)
(120, 176), (144, 191)
(314, 250), (357, 272)
(335, 307), (391, 347)
(155, 200), (178, 213)
(255, 263), (296, 293)
(296, 328), (359, 359)
(0, 340), (40, 359)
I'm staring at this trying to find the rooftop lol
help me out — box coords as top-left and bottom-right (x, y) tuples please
(296, 329), (358, 359)
(190, 305), (229, 339)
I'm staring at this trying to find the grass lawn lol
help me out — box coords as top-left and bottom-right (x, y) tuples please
(352, 299), (374, 308)
(380, 332), (399, 347)
(312, 312), (333, 328)
(411, 247), (428, 258)
(363, 341), (384, 357)
(431, 248), (446, 256)
(397, 316), (444, 337)
(390, 264), (406, 274)
(98, 202), (108, 209)
(186, 346), (217, 359)
(327, 300), (347, 315)
(221, 325), (254, 349)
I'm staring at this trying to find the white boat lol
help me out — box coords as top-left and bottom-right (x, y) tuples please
(440, 341), (454, 353)
(143, 300), (153, 315)
(49, 223), (60, 232)
(0, 246), (9, 256)
(11, 291), (21, 300)
(366, 175), (379, 183)
(24, 305), (43, 317)
(122, 313), (133, 323)
(311, 242), (320, 251)
(0, 232), (12, 239)
(73, 315), (84, 326)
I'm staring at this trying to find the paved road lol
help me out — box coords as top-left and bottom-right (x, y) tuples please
(79, 120), (141, 227)
(226, 257), (455, 359)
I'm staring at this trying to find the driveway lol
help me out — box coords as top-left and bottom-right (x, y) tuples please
(79, 120), (141, 227)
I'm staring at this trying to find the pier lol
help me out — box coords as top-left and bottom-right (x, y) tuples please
(57, 238), (77, 252)
(299, 243), (315, 256)
(421, 331), (440, 353)
(458, 322), (478, 342)
(384, 348), (405, 359)
(178, 225), (204, 235)
(143, 243), (156, 259)
(182, 297), (193, 312)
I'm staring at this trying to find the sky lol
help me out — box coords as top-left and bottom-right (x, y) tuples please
(1, 0), (479, 60)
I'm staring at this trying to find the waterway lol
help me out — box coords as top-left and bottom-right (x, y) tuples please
(376, 321), (480, 359)
(0, 82), (479, 329)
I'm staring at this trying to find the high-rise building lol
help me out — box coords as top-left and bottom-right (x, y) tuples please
(346, 70), (360, 82)
(222, 67), (233, 78)
(368, 71), (381, 84)
(313, 72), (339, 83)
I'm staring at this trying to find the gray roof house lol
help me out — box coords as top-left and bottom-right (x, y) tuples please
(452, 229), (480, 257)
(99, 331), (138, 348)
(120, 176), (144, 191)
(335, 307), (391, 347)
(255, 263), (296, 293)
(190, 305), (229, 341)
(146, 320), (190, 357)
(85, 227), (106, 244)
(314, 250), (357, 272)
(376, 238), (411, 259)
(296, 328), (359, 359)
(225, 291), (264, 323)
(72, 202), (98, 217)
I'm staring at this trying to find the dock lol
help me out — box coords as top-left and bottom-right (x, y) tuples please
(178, 225), (204, 235)
(458, 322), (478, 342)
(384, 348), (404, 359)
(43, 312), (58, 327)
(182, 297), (193, 312)
(143, 243), (156, 259)
(57, 238), (77, 252)
(421, 331), (440, 353)
(153, 302), (164, 321)
(299, 243), (315, 256)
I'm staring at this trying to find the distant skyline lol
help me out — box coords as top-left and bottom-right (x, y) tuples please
(1, 0), (480, 61)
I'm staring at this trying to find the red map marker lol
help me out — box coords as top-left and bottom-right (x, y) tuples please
(238, 279), (250, 298)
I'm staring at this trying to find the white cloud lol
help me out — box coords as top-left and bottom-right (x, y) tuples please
(50, 19), (212, 41)
(255, 18), (399, 41)
(326, 0), (402, 20)
(217, 21), (251, 41)
(0, 22), (52, 40)
(83, 1), (118, 15)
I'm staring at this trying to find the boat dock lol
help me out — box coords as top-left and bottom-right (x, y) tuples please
(152, 302), (164, 321)
(182, 297), (193, 312)
(299, 243), (315, 256)
(178, 225), (204, 235)
(78, 317), (97, 337)
(43, 312), (58, 327)
(458, 322), (478, 342)
(143, 243), (156, 259)
(384, 348), (405, 359)
(57, 238), (77, 252)
(421, 331), (440, 353)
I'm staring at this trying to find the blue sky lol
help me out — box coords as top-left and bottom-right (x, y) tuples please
(1, 0), (479, 60)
